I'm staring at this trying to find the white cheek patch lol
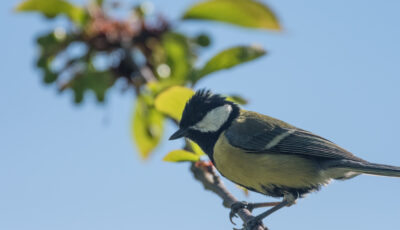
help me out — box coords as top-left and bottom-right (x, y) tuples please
(192, 104), (232, 132)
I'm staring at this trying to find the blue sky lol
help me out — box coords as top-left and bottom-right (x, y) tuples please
(1, 0), (400, 229)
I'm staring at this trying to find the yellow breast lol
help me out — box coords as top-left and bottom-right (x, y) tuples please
(213, 132), (329, 194)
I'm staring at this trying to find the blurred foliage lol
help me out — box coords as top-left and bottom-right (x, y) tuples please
(192, 45), (267, 84)
(163, 140), (204, 163)
(16, 0), (86, 24)
(132, 95), (164, 159)
(183, 0), (280, 30)
(163, 150), (201, 162)
(16, 0), (280, 165)
(188, 140), (206, 156)
(154, 86), (195, 121)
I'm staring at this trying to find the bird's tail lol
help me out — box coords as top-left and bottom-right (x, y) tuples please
(324, 159), (400, 178)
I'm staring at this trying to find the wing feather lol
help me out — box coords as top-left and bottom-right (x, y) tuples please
(225, 111), (363, 162)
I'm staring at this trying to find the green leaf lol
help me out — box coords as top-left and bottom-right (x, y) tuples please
(183, 0), (280, 30)
(84, 71), (115, 102)
(187, 140), (205, 156)
(44, 69), (58, 83)
(193, 45), (266, 83)
(132, 96), (165, 159)
(36, 31), (74, 61)
(163, 150), (200, 162)
(162, 33), (193, 84)
(226, 94), (248, 105)
(146, 81), (177, 95)
(66, 70), (115, 103)
(36, 31), (76, 86)
(154, 86), (195, 121)
(16, 0), (85, 25)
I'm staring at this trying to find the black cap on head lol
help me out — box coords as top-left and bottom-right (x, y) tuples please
(179, 89), (234, 129)
(170, 89), (240, 157)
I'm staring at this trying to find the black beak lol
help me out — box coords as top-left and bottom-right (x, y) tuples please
(169, 128), (187, 140)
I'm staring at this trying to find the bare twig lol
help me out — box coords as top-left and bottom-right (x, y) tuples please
(190, 162), (266, 230)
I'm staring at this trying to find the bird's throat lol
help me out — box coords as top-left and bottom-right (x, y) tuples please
(187, 106), (240, 162)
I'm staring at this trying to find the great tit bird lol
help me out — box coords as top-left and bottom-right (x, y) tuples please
(169, 89), (400, 229)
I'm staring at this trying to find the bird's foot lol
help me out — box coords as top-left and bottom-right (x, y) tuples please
(244, 217), (266, 230)
(233, 217), (266, 230)
(230, 201), (255, 224)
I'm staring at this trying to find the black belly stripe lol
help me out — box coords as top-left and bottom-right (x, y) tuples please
(261, 184), (322, 198)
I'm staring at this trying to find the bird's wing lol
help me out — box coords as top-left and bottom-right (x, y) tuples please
(225, 111), (363, 161)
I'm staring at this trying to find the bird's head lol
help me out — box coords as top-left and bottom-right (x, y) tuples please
(169, 89), (240, 141)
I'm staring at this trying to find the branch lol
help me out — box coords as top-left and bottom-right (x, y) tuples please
(190, 162), (266, 230)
